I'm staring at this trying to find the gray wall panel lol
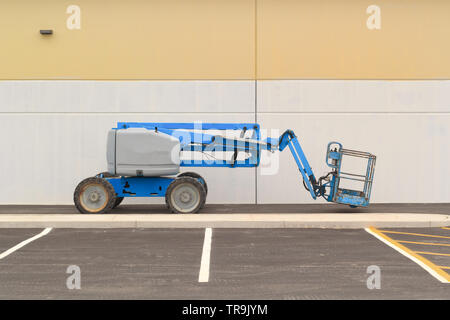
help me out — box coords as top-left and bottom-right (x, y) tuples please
(258, 80), (450, 113)
(0, 81), (255, 113)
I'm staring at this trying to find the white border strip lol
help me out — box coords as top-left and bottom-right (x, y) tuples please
(0, 228), (53, 260)
(365, 227), (449, 283)
(198, 227), (212, 283)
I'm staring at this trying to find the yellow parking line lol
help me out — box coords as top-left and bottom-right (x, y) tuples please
(377, 230), (450, 240)
(414, 251), (450, 257)
(442, 227), (450, 231)
(366, 227), (450, 283)
(438, 266), (450, 270)
(397, 240), (450, 247)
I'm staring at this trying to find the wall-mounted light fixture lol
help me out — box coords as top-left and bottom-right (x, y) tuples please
(40, 29), (53, 35)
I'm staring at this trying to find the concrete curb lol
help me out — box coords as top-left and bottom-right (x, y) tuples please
(0, 213), (448, 229)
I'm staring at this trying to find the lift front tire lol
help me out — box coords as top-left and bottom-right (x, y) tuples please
(165, 177), (206, 214)
(74, 177), (116, 214)
(177, 172), (208, 195)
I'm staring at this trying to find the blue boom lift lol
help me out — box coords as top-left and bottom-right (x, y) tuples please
(74, 122), (376, 214)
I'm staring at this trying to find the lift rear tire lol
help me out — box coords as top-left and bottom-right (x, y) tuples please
(74, 177), (116, 214)
(165, 177), (206, 214)
(113, 197), (124, 208)
(95, 172), (124, 209)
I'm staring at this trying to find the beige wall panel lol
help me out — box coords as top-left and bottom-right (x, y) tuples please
(0, 113), (256, 204)
(0, 0), (255, 79)
(257, 0), (450, 79)
(257, 113), (449, 203)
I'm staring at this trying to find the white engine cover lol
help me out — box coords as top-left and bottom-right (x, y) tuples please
(107, 128), (180, 177)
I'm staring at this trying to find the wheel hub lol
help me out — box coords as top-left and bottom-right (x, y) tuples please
(180, 191), (191, 203)
(80, 184), (108, 212)
(89, 191), (100, 202)
(170, 183), (201, 213)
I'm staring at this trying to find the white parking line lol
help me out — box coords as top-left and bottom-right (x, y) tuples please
(198, 227), (212, 283)
(0, 228), (53, 260)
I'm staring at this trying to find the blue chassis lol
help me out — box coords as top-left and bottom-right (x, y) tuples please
(105, 122), (375, 207)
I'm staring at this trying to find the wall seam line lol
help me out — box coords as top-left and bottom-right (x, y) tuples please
(254, 0), (258, 205)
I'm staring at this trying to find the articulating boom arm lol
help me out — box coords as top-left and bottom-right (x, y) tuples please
(273, 130), (320, 200)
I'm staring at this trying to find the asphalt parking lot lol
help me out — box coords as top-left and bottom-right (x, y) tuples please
(1, 226), (449, 299)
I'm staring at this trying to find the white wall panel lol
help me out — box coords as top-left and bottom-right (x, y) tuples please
(257, 114), (449, 204)
(258, 80), (450, 113)
(0, 113), (256, 205)
(0, 81), (255, 113)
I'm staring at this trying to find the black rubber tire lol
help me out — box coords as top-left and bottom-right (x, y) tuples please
(74, 177), (116, 214)
(113, 197), (124, 208)
(165, 176), (206, 214)
(177, 172), (208, 195)
(95, 172), (124, 209)
(177, 172), (207, 209)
